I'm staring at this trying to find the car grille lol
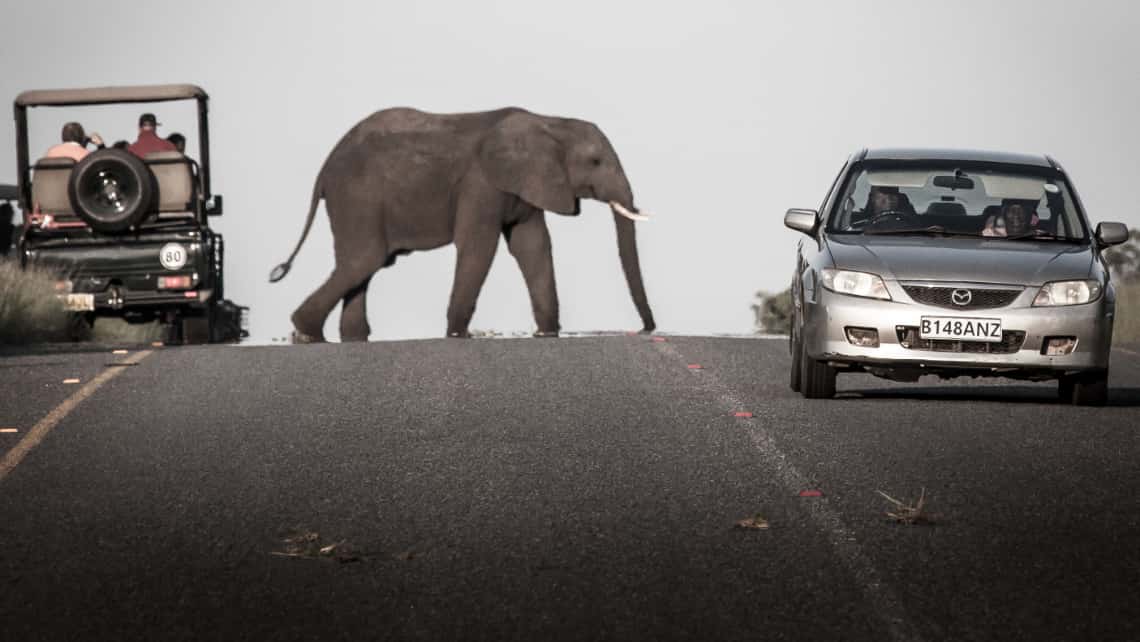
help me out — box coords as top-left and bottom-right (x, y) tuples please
(902, 286), (1022, 310)
(895, 326), (1026, 354)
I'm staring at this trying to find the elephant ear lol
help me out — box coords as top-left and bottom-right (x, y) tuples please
(478, 114), (578, 215)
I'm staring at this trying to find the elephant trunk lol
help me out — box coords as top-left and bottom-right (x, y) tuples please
(611, 204), (656, 333)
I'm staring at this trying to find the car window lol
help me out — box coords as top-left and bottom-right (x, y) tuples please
(827, 165), (1087, 241)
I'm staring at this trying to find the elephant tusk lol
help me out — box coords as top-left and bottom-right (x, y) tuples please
(610, 201), (650, 222)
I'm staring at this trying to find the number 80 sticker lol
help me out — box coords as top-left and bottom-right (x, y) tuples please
(160, 243), (188, 270)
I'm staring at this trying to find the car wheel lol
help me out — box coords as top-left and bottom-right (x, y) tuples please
(1063, 371), (1108, 407)
(67, 149), (156, 233)
(1057, 377), (1074, 402)
(789, 317), (802, 392)
(800, 336), (836, 399)
(181, 312), (211, 345)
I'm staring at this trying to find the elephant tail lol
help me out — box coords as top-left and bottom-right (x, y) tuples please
(269, 178), (323, 283)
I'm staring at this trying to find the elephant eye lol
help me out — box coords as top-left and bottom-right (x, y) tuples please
(591, 157), (602, 167)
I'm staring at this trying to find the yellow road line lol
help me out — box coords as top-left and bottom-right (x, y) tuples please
(0, 350), (152, 483)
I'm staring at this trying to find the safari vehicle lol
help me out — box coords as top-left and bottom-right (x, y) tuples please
(785, 148), (1129, 405)
(13, 84), (246, 343)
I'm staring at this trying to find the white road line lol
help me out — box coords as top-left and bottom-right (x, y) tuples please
(652, 341), (925, 642)
(0, 350), (152, 483)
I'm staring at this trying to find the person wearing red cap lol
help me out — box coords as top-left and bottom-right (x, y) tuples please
(127, 113), (177, 158)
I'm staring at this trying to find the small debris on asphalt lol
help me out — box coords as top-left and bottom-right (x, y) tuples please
(687, 364), (704, 370)
(62, 378), (80, 384)
(112, 349), (128, 355)
(0, 428), (17, 434)
(270, 530), (361, 563)
(798, 489), (824, 498)
(652, 337), (667, 342)
(395, 550), (418, 561)
(735, 514), (770, 530)
(151, 341), (164, 347)
(733, 412), (754, 418)
(877, 488), (937, 525)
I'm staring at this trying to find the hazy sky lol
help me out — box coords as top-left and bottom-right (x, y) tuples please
(3, 1), (1138, 342)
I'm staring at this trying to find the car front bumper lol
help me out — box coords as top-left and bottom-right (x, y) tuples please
(802, 285), (1113, 376)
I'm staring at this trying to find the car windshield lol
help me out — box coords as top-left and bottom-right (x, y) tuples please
(826, 164), (1087, 241)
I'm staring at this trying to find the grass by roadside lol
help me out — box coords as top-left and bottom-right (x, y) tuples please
(0, 260), (165, 346)
(0, 259), (71, 344)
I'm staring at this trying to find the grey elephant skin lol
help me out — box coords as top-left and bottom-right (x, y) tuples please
(270, 107), (656, 342)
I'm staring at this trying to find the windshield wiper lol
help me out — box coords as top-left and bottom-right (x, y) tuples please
(861, 227), (986, 237)
(1004, 231), (1081, 242)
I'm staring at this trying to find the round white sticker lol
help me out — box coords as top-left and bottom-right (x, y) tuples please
(160, 243), (188, 270)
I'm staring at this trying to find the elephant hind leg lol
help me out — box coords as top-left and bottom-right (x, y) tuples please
(339, 275), (373, 342)
(291, 248), (388, 341)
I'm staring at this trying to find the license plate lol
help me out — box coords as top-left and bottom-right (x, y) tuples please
(919, 316), (1002, 342)
(61, 293), (95, 311)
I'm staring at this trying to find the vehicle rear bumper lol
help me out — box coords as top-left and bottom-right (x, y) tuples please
(802, 287), (1113, 375)
(61, 288), (214, 311)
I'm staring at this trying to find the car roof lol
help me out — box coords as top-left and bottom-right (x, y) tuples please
(861, 147), (1056, 169)
(15, 84), (207, 108)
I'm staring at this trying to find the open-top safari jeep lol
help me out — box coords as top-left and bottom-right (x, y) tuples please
(13, 84), (246, 344)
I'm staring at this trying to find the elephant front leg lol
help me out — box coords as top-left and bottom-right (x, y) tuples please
(446, 221), (501, 338)
(505, 213), (560, 337)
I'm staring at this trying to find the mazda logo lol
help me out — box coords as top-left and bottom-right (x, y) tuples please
(951, 289), (973, 306)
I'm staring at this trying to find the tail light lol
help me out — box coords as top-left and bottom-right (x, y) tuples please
(157, 275), (193, 289)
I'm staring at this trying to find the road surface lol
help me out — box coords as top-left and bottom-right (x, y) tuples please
(2, 336), (1139, 641)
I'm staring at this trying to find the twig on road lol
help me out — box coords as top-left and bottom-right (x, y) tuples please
(876, 488), (939, 525)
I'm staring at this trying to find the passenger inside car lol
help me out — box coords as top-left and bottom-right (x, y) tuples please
(982, 199), (1040, 237)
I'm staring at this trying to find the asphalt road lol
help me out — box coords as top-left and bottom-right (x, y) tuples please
(2, 336), (1139, 641)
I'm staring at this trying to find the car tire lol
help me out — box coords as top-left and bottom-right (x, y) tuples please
(181, 312), (211, 345)
(1063, 371), (1108, 407)
(67, 149), (157, 233)
(800, 337), (836, 399)
(789, 320), (802, 392)
(1057, 377), (1074, 402)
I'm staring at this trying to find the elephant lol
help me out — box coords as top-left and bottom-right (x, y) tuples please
(269, 107), (656, 342)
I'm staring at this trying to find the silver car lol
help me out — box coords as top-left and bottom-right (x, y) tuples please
(785, 148), (1130, 405)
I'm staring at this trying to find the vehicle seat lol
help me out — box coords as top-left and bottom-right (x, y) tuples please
(31, 157), (76, 215)
(897, 193), (916, 215)
(145, 151), (196, 215)
(924, 201), (966, 217)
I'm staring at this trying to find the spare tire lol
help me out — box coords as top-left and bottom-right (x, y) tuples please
(68, 149), (157, 233)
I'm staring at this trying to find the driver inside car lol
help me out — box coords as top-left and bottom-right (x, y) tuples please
(869, 185), (901, 216)
(850, 185), (904, 227)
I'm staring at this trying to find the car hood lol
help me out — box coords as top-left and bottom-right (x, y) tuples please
(825, 235), (1093, 285)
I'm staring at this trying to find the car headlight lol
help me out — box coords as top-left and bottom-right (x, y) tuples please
(821, 268), (891, 300)
(1033, 280), (1103, 306)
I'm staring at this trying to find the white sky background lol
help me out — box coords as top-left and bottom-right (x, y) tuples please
(2, 0), (1138, 342)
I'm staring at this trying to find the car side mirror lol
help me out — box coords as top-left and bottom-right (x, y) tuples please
(784, 208), (818, 236)
(206, 194), (223, 216)
(1095, 221), (1128, 247)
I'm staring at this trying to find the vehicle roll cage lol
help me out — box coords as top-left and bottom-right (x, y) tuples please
(13, 83), (212, 211)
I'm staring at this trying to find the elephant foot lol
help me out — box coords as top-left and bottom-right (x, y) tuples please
(340, 334), (370, 343)
(291, 329), (326, 344)
(447, 330), (470, 339)
(533, 330), (560, 338)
